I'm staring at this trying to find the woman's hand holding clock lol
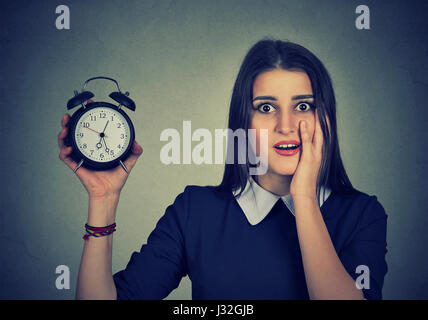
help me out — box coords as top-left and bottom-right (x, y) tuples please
(58, 105), (143, 200)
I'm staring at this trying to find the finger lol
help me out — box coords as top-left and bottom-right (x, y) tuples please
(122, 140), (143, 172)
(61, 113), (70, 128)
(59, 114), (71, 148)
(313, 108), (323, 153)
(58, 127), (66, 149)
(58, 113), (78, 171)
(299, 120), (311, 158)
(59, 145), (77, 171)
(300, 120), (311, 144)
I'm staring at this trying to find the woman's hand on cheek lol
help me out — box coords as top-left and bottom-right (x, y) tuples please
(290, 108), (323, 201)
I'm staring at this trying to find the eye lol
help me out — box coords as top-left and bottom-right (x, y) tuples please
(255, 103), (276, 113)
(295, 101), (314, 112)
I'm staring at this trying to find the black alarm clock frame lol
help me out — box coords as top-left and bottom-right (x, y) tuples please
(65, 77), (136, 173)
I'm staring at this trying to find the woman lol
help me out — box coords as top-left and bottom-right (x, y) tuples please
(58, 39), (388, 300)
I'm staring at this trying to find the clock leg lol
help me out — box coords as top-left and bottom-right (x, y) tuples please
(119, 160), (129, 174)
(73, 159), (84, 173)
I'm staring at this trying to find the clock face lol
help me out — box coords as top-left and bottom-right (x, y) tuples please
(74, 106), (132, 163)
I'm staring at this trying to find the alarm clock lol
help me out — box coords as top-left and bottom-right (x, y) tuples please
(65, 76), (136, 172)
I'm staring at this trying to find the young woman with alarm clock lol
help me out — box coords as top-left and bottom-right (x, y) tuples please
(58, 39), (388, 300)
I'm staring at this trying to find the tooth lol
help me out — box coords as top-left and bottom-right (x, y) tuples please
(275, 143), (300, 148)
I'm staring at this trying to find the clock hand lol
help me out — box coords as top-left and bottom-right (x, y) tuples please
(94, 120), (110, 151)
(96, 139), (102, 149)
(96, 133), (103, 149)
(103, 137), (110, 152)
(102, 120), (109, 134)
(84, 126), (108, 138)
(99, 120), (111, 152)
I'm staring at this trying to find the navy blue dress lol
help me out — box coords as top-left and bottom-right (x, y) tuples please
(113, 185), (388, 300)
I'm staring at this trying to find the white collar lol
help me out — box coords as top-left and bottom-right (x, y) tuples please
(233, 177), (331, 225)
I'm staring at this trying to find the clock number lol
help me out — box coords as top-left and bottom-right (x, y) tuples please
(117, 144), (121, 149)
(82, 143), (87, 149)
(100, 113), (106, 119)
(110, 150), (114, 156)
(90, 115), (96, 121)
(117, 123), (121, 128)
(83, 122), (90, 128)
(90, 150), (94, 156)
(120, 134), (124, 139)
(100, 153), (104, 159)
(79, 133), (84, 137)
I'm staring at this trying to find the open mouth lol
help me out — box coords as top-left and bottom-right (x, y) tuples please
(273, 140), (301, 156)
(274, 143), (300, 150)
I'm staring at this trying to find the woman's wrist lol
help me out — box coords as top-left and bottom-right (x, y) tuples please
(291, 193), (317, 203)
(87, 194), (120, 226)
(291, 194), (319, 212)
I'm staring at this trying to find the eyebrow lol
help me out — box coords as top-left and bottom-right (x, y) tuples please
(252, 94), (314, 102)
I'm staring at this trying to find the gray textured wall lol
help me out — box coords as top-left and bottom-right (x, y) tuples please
(1, 0), (427, 299)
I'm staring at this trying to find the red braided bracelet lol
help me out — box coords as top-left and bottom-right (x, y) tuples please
(83, 223), (116, 240)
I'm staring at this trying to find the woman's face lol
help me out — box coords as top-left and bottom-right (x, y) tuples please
(250, 68), (316, 176)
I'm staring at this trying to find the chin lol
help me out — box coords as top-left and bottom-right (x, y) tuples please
(255, 151), (299, 177)
(267, 163), (297, 176)
(265, 154), (298, 176)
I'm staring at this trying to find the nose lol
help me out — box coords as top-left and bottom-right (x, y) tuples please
(275, 109), (297, 135)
